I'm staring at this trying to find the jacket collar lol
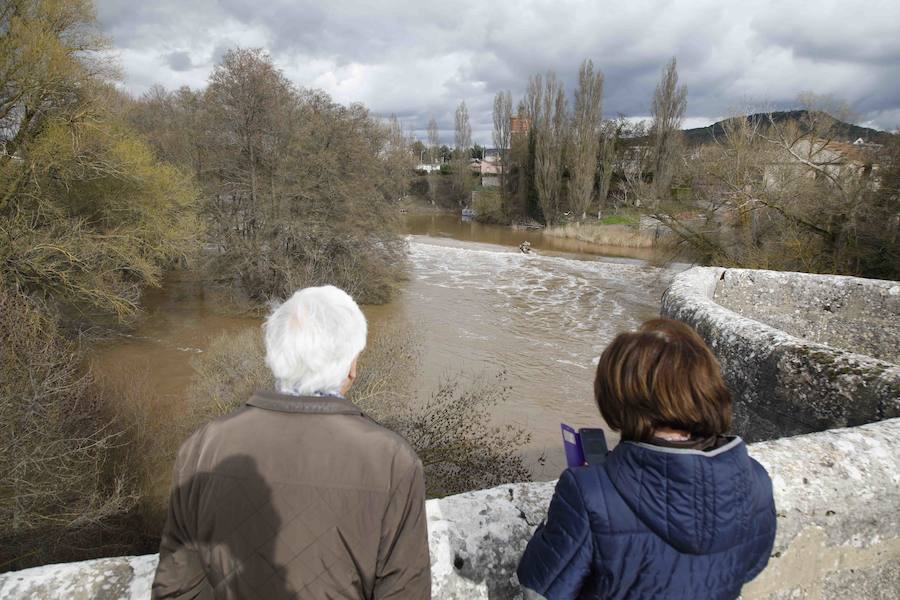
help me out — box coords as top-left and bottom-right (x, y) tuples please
(247, 390), (363, 415)
(624, 435), (743, 457)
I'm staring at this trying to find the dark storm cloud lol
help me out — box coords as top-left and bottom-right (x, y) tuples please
(95, 0), (900, 142)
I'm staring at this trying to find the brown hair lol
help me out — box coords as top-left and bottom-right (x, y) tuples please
(594, 318), (732, 442)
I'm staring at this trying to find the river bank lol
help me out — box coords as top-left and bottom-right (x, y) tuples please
(542, 222), (656, 249)
(404, 213), (660, 261)
(402, 194), (662, 256)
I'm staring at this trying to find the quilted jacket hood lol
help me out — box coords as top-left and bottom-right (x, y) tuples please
(605, 437), (755, 555)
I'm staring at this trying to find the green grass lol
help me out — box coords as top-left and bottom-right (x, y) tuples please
(599, 213), (639, 226)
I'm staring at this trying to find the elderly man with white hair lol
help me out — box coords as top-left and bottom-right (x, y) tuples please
(152, 286), (431, 600)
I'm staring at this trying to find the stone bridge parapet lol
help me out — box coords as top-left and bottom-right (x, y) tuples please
(661, 266), (899, 440)
(2, 419), (898, 599)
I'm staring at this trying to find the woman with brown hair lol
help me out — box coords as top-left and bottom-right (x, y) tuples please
(517, 318), (776, 599)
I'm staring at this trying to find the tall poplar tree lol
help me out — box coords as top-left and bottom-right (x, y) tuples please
(427, 116), (441, 163)
(650, 57), (688, 204)
(453, 100), (472, 200)
(568, 59), (604, 219)
(533, 72), (567, 224)
(492, 90), (513, 196)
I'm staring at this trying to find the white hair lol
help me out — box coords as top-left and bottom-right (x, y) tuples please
(263, 285), (367, 396)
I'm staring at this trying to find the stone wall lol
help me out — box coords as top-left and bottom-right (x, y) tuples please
(662, 266), (900, 441)
(714, 268), (899, 364)
(2, 419), (898, 599)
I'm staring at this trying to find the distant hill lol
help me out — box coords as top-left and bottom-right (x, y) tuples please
(682, 110), (894, 146)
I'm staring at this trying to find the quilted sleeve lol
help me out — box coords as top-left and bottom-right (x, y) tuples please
(151, 442), (212, 599)
(374, 458), (431, 599)
(516, 469), (593, 600)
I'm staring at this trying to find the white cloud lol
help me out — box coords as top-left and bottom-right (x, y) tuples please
(95, 0), (900, 139)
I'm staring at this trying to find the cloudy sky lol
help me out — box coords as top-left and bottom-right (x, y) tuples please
(96, 0), (900, 144)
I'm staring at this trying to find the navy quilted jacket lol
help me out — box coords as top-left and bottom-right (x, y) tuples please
(517, 437), (776, 599)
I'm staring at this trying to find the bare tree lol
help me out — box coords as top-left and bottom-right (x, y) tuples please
(0, 0), (114, 161)
(524, 73), (544, 125)
(197, 50), (407, 304)
(0, 290), (140, 568)
(205, 47), (295, 223)
(651, 103), (896, 278)
(131, 86), (210, 181)
(650, 57), (687, 205)
(492, 90), (512, 195)
(568, 59), (604, 219)
(534, 72), (567, 224)
(426, 116), (441, 206)
(383, 114), (414, 202)
(517, 76), (545, 219)
(426, 116), (441, 164)
(453, 100), (472, 200)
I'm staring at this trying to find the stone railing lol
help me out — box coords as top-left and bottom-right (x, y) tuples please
(661, 267), (900, 441)
(2, 419), (898, 599)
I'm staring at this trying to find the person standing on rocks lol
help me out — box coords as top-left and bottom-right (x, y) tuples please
(517, 318), (776, 599)
(152, 286), (431, 599)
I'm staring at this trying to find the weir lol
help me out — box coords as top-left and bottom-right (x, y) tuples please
(2, 267), (897, 599)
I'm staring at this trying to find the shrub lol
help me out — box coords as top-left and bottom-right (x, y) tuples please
(543, 223), (656, 248)
(351, 326), (532, 496)
(187, 327), (272, 422)
(369, 372), (532, 497)
(0, 291), (139, 570)
(472, 189), (507, 224)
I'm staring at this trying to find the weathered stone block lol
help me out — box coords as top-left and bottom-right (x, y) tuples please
(662, 267), (899, 440)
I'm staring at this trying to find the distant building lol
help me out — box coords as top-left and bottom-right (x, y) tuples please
(479, 160), (502, 175)
(481, 160), (501, 187)
(764, 138), (878, 186)
(511, 115), (530, 137)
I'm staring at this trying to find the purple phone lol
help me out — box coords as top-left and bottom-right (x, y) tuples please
(561, 423), (586, 467)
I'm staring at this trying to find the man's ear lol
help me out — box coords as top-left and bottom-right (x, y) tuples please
(340, 357), (359, 396)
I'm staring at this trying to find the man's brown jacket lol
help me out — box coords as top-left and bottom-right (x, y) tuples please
(151, 391), (431, 599)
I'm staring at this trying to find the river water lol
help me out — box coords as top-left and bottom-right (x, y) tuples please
(93, 215), (675, 479)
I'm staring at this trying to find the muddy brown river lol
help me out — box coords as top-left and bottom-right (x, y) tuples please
(93, 215), (676, 479)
